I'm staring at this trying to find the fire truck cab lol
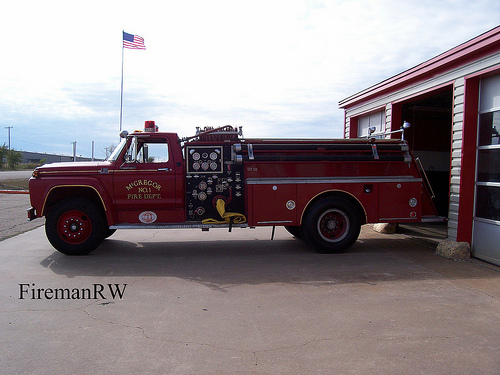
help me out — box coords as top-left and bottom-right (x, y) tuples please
(28, 122), (439, 255)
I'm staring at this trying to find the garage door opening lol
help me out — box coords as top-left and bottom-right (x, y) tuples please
(401, 90), (453, 218)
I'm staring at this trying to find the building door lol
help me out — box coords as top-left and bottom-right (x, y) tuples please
(401, 90), (453, 218)
(473, 75), (500, 265)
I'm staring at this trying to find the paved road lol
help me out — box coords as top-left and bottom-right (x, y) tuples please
(0, 214), (499, 374)
(0, 170), (33, 181)
(0, 194), (44, 240)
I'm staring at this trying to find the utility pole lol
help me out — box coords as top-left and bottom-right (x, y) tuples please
(5, 126), (13, 150)
(71, 141), (77, 162)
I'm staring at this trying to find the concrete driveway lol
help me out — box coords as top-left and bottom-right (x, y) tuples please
(0, 193), (44, 240)
(1, 219), (499, 374)
(0, 170), (33, 181)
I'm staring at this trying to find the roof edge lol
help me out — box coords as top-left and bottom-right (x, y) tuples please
(339, 25), (500, 108)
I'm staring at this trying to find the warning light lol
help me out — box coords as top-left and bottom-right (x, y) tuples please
(144, 121), (158, 132)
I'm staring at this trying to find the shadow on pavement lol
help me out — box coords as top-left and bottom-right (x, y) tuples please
(38, 233), (495, 289)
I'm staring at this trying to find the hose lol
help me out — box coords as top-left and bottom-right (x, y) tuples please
(201, 199), (246, 225)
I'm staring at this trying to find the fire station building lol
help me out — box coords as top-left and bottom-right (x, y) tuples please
(339, 26), (500, 265)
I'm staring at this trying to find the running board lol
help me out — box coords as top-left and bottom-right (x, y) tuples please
(110, 223), (249, 230)
(421, 215), (447, 223)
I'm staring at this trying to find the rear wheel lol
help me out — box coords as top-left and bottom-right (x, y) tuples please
(302, 197), (361, 253)
(104, 228), (116, 239)
(284, 226), (303, 239)
(45, 198), (105, 255)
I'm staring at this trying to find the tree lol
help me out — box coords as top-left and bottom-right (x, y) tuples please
(0, 145), (23, 170)
(0, 144), (6, 170)
(6, 149), (22, 170)
(103, 145), (116, 159)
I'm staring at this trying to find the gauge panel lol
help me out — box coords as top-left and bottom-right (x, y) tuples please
(186, 144), (244, 221)
(186, 146), (223, 174)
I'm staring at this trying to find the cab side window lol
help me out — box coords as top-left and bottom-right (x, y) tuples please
(123, 137), (170, 164)
(138, 141), (169, 163)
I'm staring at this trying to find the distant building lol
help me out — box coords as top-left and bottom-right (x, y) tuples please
(21, 151), (102, 164)
(339, 26), (500, 265)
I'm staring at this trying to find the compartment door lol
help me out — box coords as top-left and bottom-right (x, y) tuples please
(378, 181), (421, 221)
(249, 184), (297, 226)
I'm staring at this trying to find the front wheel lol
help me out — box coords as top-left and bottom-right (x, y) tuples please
(45, 198), (105, 255)
(302, 197), (361, 253)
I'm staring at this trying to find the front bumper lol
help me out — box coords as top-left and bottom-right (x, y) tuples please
(27, 207), (37, 221)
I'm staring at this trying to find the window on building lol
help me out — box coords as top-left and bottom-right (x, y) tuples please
(478, 110), (500, 146)
(358, 110), (385, 138)
(476, 76), (500, 222)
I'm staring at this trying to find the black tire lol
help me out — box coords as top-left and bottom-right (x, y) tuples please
(302, 196), (361, 254)
(104, 228), (116, 239)
(284, 226), (303, 239)
(45, 198), (105, 255)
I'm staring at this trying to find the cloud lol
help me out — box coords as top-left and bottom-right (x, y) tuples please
(1, 0), (499, 157)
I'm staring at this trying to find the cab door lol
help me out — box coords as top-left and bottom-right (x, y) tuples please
(112, 136), (180, 224)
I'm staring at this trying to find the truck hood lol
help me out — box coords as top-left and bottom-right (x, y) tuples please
(35, 161), (113, 176)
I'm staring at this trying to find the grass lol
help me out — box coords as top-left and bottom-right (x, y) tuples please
(0, 179), (30, 190)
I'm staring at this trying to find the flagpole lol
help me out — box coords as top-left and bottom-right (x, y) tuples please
(119, 31), (125, 133)
(120, 31), (145, 133)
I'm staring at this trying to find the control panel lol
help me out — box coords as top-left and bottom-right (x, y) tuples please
(186, 146), (224, 174)
(185, 145), (244, 221)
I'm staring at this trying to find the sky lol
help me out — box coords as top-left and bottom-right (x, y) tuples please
(1, 0), (499, 159)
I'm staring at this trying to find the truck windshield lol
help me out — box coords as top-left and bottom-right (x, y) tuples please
(106, 138), (127, 161)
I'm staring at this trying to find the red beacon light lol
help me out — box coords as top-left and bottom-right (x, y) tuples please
(144, 120), (158, 132)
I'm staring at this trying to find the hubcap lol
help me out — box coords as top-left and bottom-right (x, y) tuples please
(57, 210), (92, 244)
(317, 209), (350, 242)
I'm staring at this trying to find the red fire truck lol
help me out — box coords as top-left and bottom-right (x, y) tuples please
(28, 122), (439, 255)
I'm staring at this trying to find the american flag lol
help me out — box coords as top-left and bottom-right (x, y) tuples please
(123, 32), (146, 50)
